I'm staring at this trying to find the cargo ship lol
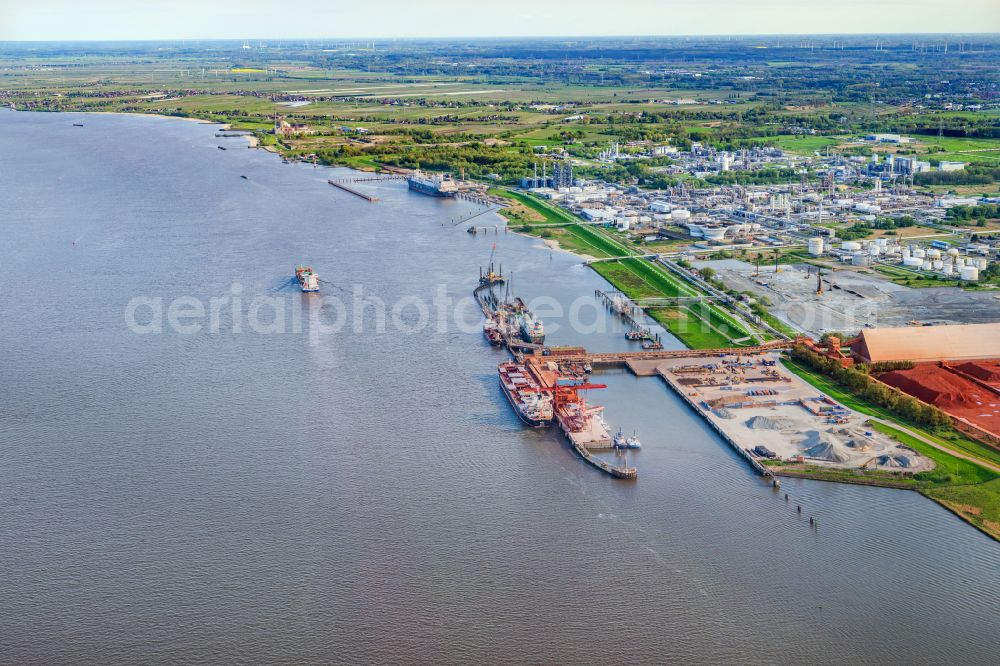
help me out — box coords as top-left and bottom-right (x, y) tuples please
(519, 313), (545, 345)
(483, 319), (504, 346)
(498, 361), (553, 427)
(407, 170), (458, 197)
(295, 265), (320, 292)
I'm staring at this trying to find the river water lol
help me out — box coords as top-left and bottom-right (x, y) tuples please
(1, 110), (998, 664)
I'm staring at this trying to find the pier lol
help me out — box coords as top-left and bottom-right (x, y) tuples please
(330, 175), (406, 183)
(328, 179), (378, 202)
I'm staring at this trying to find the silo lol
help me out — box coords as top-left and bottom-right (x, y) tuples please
(808, 238), (825, 256)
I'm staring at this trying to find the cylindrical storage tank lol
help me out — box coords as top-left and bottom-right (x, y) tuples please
(926, 249), (941, 259)
(933, 260), (944, 270)
(875, 238), (888, 248)
(975, 258), (989, 270)
(672, 209), (691, 222)
(841, 241), (862, 251)
(869, 244), (881, 256)
(751, 223), (762, 231)
(902, 247), (911, 259)
(941, 264), (954, 276)
(922, 260), (933, 271)
(912, 248), (926, 259)
(852, 251), (870, 266)
(960, 266), (980, 281)
(808, 237), (825, 256)
(955, 257), (965, 267)
(948, 248), (960, 258)
(903, 256), (923, 267)
(702, 225), (727, 241)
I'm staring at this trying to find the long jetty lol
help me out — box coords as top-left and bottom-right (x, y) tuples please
(328, 179), (378, 202)
(595, 288), (646, 332)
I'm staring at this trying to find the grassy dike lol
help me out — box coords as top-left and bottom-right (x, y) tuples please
(782, 356), (1000, 540)
(492, 189), (756, 348)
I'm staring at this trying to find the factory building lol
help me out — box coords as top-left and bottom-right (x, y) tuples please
(851, 323), (1000, 364)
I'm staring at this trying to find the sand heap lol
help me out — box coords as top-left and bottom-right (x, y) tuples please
(955, 360), (1000, 384)
(746, 415), (783, 430)
(880, 366), (985, 408)
(877, 454), (913, 468)
(803, 440), (850, 463)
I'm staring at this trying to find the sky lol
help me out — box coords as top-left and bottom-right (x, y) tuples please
(1, 0), (998, 41)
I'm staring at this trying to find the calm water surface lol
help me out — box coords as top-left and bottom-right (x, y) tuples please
(1, 110), (998, 664)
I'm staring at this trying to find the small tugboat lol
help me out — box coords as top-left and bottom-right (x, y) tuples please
(613, 429), (627, 449)
(217, 145), (227, 150)
(294, 265), (320, 292)
(625, 329), (645, 341)
(626, 431), (642, 449)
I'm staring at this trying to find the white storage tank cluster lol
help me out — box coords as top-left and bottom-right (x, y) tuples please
(960, 266), (980, 281)
(903, 256), (924, 267)
(841, 241), (862, 252)
(671, 209), (691, 222)
(808, 237), (825, 256)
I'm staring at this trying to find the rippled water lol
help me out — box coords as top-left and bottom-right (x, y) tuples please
(1, 110), (998, 664)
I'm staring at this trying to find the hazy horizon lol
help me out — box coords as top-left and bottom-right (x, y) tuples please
(2, 0), (998, 41)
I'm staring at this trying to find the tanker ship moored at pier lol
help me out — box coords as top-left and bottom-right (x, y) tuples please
(407, 170), (458, 197)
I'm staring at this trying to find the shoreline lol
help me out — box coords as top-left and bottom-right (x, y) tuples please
(16, 106), (995, 539)
(505, 226), (598, 262)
